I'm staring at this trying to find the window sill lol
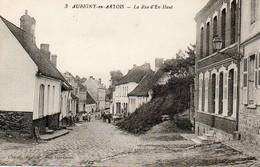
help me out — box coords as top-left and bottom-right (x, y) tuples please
(247, 104), (257, 109)
(197, 111), (236, 121)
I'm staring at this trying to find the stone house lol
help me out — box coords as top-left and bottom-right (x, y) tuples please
(63, 72), (80, 117)
(111, 63), (153, 115)
(194, 0), (240, 141)
(238, 0), (260, 145)
(128, 68), (169, 114)
(85, 91), (97, 113)
(83, 76), (106, 112)
(0, 11), (72, 135)
(128, 73), (154, 113)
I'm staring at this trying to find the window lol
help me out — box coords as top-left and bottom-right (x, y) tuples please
(231, 1), (237, 44)
(258, 54), (260, 85)
(47, 85), (50, 115)
(211, 74), (216, 113)
(219, 72), (224, 115)
(206, 22), (210, 56)
(213, 16), (218, 52)
(39, 84), (45, 117)
(251, 0), (257, 24)
(243, 58), (248, 87)
(52, 86), (55, 111)
(213, 16), (218, 37)
(255, 54), (258, 87)
(228, 69), (234, 116)
(199, 74), (203, 111)
(202, 74), (205, 112)
(200, 27), (204, 58)
(221, 9), (226, 48)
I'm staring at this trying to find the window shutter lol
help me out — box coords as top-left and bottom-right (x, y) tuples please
(205, 74), (209, 112)
(243, 58), (248, 105)
(223, 71), (228, 114)
(215, 73), (219, 113)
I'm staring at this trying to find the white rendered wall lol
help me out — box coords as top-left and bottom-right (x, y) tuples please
(0, 18), (37, 112)
(33, 77), (61, 120)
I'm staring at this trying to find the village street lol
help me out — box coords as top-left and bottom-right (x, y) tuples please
(0, 119), (258, 166)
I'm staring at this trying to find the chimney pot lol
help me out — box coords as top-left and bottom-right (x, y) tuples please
(40, 44), (50, 52)
(51, 54), (57, 67)
(40, 44), (51, 59)
(20, 10), (36, 43)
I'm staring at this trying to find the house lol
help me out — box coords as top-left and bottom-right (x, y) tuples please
(0, 11), (72, 135)
(85, 91), (97, 113)
(239, 0), (260, 145)
(128, 73), (154, 113)
(83, 76), (106, 112)
(194, 0), (240, 141)
(111, 63), (153, 115)
(63, 72), (80, 96)
(63, 72), (80, 117)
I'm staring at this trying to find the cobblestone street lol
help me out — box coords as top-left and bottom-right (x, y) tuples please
(0, 120), (141, 166)
(0, 120), (259, 166)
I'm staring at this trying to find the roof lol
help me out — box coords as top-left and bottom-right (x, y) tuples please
(86, 91), (96, 104)
(116, 64), (153, 85)
(128, 69), (165, 97)
(0, 16), (67, 82)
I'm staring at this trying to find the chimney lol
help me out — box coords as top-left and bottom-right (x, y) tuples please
(155, 58), (164, 71)
(20, 10), (36, 43)
(51, 54), (57, 67)
(40, 44), (51, 60)
(98, 78), (102, 84)
(143, 63), (151, 70)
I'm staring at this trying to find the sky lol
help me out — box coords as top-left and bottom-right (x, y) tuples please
(0, 0), (208, 87)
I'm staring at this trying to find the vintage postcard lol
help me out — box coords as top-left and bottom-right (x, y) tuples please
(0, 0), (260, 166)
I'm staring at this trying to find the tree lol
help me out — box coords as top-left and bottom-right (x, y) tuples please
(162, 44), (195, 77)
(110, 70), (123, 86)
(106, 70), (124, 100)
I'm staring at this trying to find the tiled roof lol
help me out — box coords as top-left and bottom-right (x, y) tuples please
(116, 64), (153, 85)
(128, 70), (165, 97)
(86, 91), (96, 104)
(0, 16), (66, 82)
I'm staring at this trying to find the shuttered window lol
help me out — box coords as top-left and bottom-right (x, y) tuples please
(258, 53), (260, 85)
(243, 58), (248, 87)
(255, 54), (258, 87)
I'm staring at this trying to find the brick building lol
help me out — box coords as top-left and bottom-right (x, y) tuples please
(194, 0), (240, 141)
(239, 0), (260, 145)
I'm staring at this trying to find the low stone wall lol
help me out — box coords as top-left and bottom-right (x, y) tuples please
(0, 110), (33, 135)
(239, 111), (260, 145)
(195, 122), (234, 141)
(33, 113), (60, 134)
(196, 112), (237, 134)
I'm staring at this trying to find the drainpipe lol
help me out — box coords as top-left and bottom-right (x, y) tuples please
(236, 0), (242, 133)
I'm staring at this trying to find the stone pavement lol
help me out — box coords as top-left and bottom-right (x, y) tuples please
(0, 120), (259, 166)
(0, 120), (141, 166)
